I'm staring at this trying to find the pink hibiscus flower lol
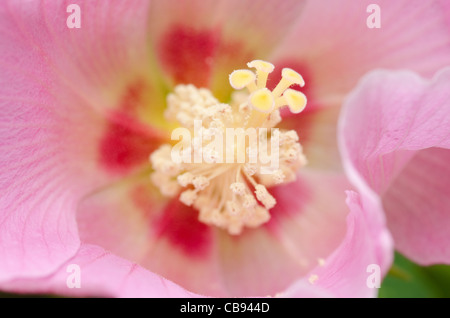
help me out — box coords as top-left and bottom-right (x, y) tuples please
(0, 0), (449, 297)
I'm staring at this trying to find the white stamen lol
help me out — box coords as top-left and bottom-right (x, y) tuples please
(255, 184), (276, 210)
(177, 172), (194, 187)
(230, 182), (246, 195)
(180, 190), (197, 206)
(192, 176), (209, 190)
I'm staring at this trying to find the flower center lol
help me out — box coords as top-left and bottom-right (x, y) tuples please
(150, 60), (308, 235)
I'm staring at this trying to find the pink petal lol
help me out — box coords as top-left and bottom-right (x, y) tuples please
(0, 0), (164, 283)
(383, 148), (450, 265)
(76, 173), (308, 297)
(1, 244), (198, 298)
(215, 224), (319, 297)
(75, 169), (354, 297)
(271, 0), (450, 104)
(0, 0), (159, 107)
(149, 0), (306, 97)
(279, 282), (333, 298)
(339, 68), (450, 264)
(215, 170), (351, 297)
(76, 176), (226, 296)
(263, 171), (350, 277)
(0, 43), (102, 282)
(270, 1), (450, 172)
(283, 191), (393, 298)
(4, 189), (392, 298)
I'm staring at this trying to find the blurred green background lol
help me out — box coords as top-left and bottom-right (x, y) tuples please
(378, 252), (450, 298)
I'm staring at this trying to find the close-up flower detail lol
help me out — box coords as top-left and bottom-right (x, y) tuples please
(151, 61), (308, 235)
(0, 0), (449, 298)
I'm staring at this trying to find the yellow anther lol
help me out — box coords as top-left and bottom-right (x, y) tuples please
(282, 68), (305, 86)
(249, 88), (275, 113)
(229, 69), (257, 92)
(272, 68), (305, 98)
(282, 89), (307, 114)
(247, 60), (275, 89)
